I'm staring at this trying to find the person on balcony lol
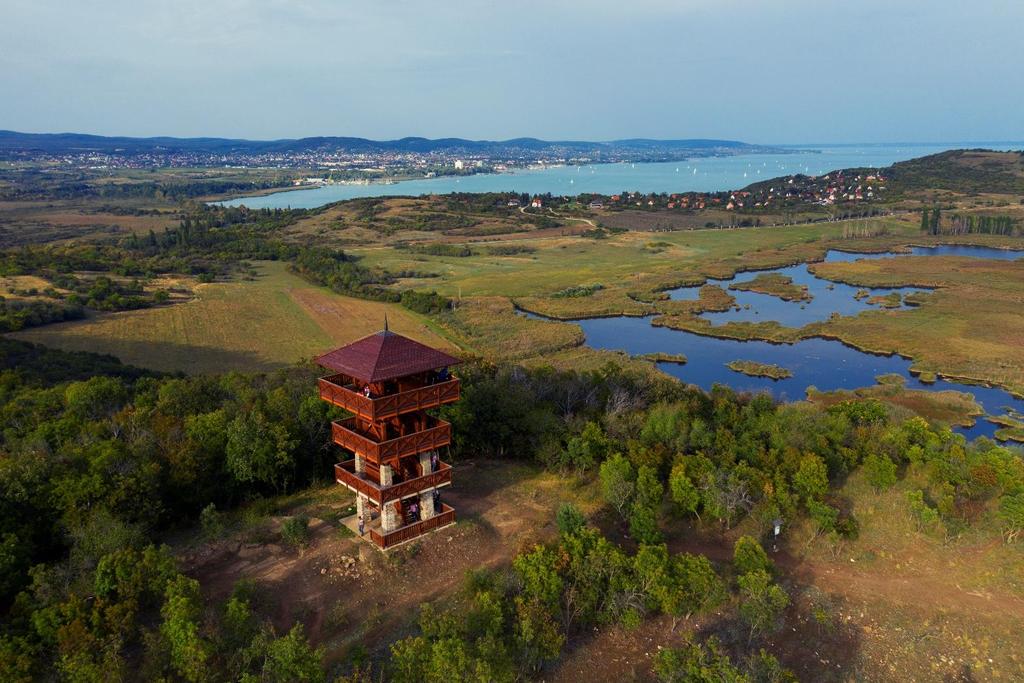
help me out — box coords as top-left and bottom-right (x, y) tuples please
(363, 385), (371, 398)
(431, 452), (439, 472)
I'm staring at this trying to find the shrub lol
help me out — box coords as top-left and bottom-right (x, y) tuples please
(486, 245), (536, 256)
(200, 503), (225, 538)
(281, 516), (311, 549)
(906, 490), (944, 535)
(556, 504), (586, 537)
(551, 283), (604, 298)
(653, 637), (746, 682)
(400, 289), (450, 314)
(998, 493), (1024, 543)
(862, 452), (897, 491)
(807, 499), (838, 535)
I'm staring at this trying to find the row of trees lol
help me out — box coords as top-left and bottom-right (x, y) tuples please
(947, 213), (1019, 236)
(922, 206), (1020, 236)
(920, 207), (942, 234)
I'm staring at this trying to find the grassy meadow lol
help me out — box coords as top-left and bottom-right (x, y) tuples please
(11, 261), (455, 373)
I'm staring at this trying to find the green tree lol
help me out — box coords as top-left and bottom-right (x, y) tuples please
(733, 536), (773, 576)
(629, 504), (662, 544)
(792, 454), (829, 504)
(64, 376), (128, 421)
(513, 596), (564, 674)
(563, 421), (609, 474)
(0, 635), (37, 683)
(669, 462), (700, 518)
(635, 466), (664, 509)
(906, 490), (944, 535)
(513, 545), (564, 611)
(807, 499), (839, 535)
(749, 649), (798, 682)
(252, 624), (324, 683)
(226, 410), (298, 493)
(161, 575), (210, 682)
(630, 465), (664, 543)
(737, 570), (789, 640)
(599, 453), (636, 519)
(672, 553), (726, 622)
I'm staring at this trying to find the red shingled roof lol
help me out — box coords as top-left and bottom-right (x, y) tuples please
(316, 330), (460, 383)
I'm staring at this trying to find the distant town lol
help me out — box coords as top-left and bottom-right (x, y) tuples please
(0, 130), (789, 180)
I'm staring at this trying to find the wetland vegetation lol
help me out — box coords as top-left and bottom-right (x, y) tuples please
(726, 360), (793, 380)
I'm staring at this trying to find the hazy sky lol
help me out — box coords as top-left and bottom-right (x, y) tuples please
(2, 0), (1022, 143)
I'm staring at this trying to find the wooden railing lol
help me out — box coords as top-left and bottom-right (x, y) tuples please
(319, 375), (460, 421)
(334, 460), (452, 505)
(333, 461), (381, 502)
(370, 504), (456, 549)
(331, 418), (451, 462)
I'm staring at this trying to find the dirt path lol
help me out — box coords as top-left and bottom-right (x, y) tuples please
(182, 461), (582, 665)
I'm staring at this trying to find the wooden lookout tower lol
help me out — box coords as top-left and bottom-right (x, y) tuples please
(316, 327), (460, 550)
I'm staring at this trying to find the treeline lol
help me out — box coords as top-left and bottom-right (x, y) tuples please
(921, 207), (1019, 236)
(402, 242), (475, 257)
(443, 364), (1024, 544)
(948, 212), (1019, 236)
(288, 248), (450, 314)
(0, 342), (340, 603)
(0, 299), (85, 333)
(0, 206), (306, 282)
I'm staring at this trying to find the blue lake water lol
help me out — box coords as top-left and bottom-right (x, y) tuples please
(218, 142), (1023, 210)
(668, 249), (938, 327)
(523, 246), (1024, 442)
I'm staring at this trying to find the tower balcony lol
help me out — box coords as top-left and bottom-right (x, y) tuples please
(334, 459), (453, 506)
(331, 416), (451, 463)
(318, 374), (460, 421)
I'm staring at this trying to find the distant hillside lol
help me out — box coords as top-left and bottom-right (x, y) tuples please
(886, 149), (1024, 194)
(0, 130), (776, 159)
(741, 149), (1024, 197)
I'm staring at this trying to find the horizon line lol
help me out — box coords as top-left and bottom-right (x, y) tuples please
(2, 128), (1023, 149)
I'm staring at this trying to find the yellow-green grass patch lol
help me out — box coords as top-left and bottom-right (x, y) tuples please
(9, 261), (453, 373)
(808, 255), (1024, 397)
